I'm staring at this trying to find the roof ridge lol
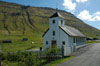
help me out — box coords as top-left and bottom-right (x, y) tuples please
(50, 12), (64, 18)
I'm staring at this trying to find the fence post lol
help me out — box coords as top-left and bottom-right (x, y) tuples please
(40, 47), (42, 58)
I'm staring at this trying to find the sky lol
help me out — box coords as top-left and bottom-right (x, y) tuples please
(1, 0), (100, 29)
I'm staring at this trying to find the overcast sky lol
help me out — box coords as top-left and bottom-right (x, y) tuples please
(1, 0), (100, 29)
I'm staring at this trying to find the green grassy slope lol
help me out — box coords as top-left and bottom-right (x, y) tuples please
(0, 1), (100, 52)
(0, 1), (100, 38)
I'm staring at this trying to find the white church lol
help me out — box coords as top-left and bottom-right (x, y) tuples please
(43, 11), (86, 56)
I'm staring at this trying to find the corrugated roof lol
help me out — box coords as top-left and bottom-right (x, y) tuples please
(60, 26), (85, 37)
(50, 12), (64, 18)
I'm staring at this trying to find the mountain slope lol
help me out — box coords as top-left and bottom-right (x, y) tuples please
(0, 1), (100, 38)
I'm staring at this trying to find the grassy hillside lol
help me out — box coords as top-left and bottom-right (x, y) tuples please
(0, 1), (100, 52)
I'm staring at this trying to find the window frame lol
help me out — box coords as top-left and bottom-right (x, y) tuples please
(62, 41), (65, 45)
(61, 20), (63, 25)
(52, 20), (55, 24)
(46, 41), (48, 45)
(73, 37), (76, 43)
(53, 31), (55, 36)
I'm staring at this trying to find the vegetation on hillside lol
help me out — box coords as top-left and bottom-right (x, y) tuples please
(0, 1), (100, 38)
(0, 1), (100, 52)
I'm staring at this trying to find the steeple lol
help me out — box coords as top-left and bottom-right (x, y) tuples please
(56, 8), (58, 12)
(50, 9), (64, 18)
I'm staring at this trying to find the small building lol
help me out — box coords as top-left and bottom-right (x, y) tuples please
(43, 11), (86, 56)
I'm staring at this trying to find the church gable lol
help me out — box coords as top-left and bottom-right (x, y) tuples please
(50, 12), (64, 18)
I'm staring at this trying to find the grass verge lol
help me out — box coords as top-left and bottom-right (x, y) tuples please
(43, 56), (74, 66)
(86, 40), (100, 44)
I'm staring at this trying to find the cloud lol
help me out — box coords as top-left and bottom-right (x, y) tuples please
(78, 10), (100, 21)
(63, 0), (76, 12)
(76, 0), (88, 3)
(94, 11), (100, 16)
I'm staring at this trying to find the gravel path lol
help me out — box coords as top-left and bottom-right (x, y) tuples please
(58, 43), (100, 66)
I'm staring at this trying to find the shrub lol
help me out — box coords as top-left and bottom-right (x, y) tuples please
(0, 52), (4, 60)
(5, 52), (19, 61)
(46, 46), (60, 61)
(0, 52), (3, 58)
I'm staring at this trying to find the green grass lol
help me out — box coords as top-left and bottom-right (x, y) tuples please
(0, 33), (43, 52)
(0, 1), (100, 39)
(86, 40), (100, 44)
(1, 57), (73, 66)
(43, 56), (74, 66)
(1, 60), (18, 66)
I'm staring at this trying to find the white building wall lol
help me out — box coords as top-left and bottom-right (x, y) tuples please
(43, 27), (69, 49)
(43, 16), (86, 54)
(43, 30), (51, 49)
(44, 17), (70, 49)
(69, 37), (74, 52)
(67, 37), (86, 53)
(58, 28), (69, 48)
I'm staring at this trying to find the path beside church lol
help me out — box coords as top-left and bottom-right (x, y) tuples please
(58, 43), (100, 66)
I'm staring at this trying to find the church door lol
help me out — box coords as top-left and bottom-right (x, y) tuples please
(52, 40), (56, 48)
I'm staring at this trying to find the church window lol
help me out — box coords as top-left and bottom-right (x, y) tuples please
(73, 38), (75, 43)
(46, 41), (48, 45)
(62, 41), (65, 45)
(53, 31), (55, 36)
(76, 38), (77, 43)
(53, 20), (55, 24)
(61, 20), (63, 25)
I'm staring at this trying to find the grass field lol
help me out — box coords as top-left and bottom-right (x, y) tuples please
(1, 34), (100, 52)
(0, 33), (43, 52)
